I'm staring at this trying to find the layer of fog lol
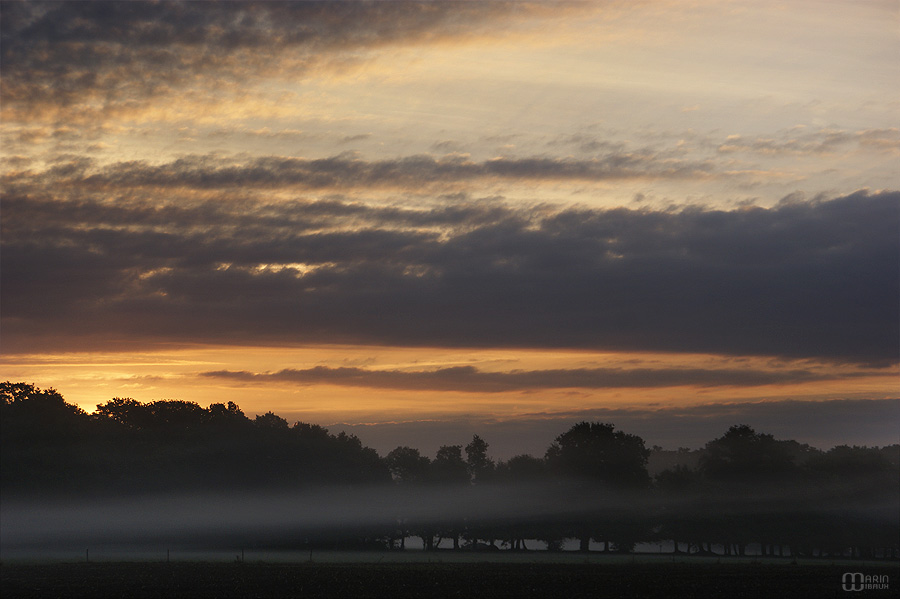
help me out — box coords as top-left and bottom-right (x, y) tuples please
(3, 481), (895, 552)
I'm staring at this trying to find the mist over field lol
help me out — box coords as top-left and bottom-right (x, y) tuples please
(4, 476), (897, 558)
(2, 382), (898, 563)
(1, 483), (584, 550)
(0, 382), (900, 558)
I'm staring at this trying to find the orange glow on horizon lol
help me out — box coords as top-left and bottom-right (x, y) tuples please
(2, 344), (895, 426)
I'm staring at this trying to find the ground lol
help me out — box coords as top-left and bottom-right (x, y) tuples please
(3, 558), (897, 598)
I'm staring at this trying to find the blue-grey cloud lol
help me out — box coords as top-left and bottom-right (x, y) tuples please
(1, 190), (897, 363)
(0, 1), (567, 119)
(201, 364), (868, 392)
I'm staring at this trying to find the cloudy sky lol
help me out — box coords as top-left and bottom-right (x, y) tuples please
(2, 0), (898, 457)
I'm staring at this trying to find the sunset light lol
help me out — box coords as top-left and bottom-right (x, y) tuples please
(2, 0), (897, 456)
(2, 4), (898, 595)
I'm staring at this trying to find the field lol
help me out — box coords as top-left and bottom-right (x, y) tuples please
(3, 556), (897, 598)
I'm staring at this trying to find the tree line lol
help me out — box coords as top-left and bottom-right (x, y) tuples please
(2, 382), (897, 559)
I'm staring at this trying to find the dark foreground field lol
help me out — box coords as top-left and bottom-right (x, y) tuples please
(2, 560), (897, 598)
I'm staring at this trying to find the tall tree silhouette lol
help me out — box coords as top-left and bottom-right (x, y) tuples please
(1, 382), (93, 492)
(385, 446), (431, 484)
(430, 445), (470, 549)
(465, 434), (494, 484)
(700, 424), (796, 482)
(545, 422), (651, 552)
(432, 445), (469, 485)
(546, 422), (650, 488)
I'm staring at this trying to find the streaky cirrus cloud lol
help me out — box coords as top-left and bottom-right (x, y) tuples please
(716, 128), (900, 156)
(200, 364), (872, 393)
(2, 188), (896, 363)
(0, 0), (574, 121)
(1, 151), (716, 192)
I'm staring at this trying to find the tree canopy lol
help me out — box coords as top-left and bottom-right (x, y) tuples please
(545, 421), (651, 488)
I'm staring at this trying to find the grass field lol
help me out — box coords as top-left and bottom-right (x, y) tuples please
(2, 559), (897, 598)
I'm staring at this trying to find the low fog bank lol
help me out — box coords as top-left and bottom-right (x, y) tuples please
(1, 482), (605, 549)
(3, 384), (897, 560)
(3, 479), (897, 555)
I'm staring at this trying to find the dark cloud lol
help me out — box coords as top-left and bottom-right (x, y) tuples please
(201, 364), (864, 392)
(548, 133), (627, 154)
(0, 1), (564, 120)
(1, 190), (897, 363)
(341, 133), (373, 144)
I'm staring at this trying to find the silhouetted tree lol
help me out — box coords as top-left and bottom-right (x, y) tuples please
(545, 422), (651, 552)
(427, 445), (473, 548)
(700, 424), (795, 482)
(146, 399), (206, 430)
(97, 394), (390, 492)
(465, 434), (494, 484)
(495, 454), (547, 483)
(386, 446), (431, 484)
(492, 453), (553, 548)
(1, 382), (95, 493)
(807, 444), (895, 480)
(94, 397), (152, 429)
(205, 401), (246, 424)
(802, 444), (900, 558)
(254, 411), (290, 431)
(654, 464), (702, 554)
(385, 446), (433, 548)
(432, 445), (470, 485)
(1, 382), (88, 438)
(546, 422), (651, 488)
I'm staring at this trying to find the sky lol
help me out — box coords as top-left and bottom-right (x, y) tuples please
(1, 0), (898, 458)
